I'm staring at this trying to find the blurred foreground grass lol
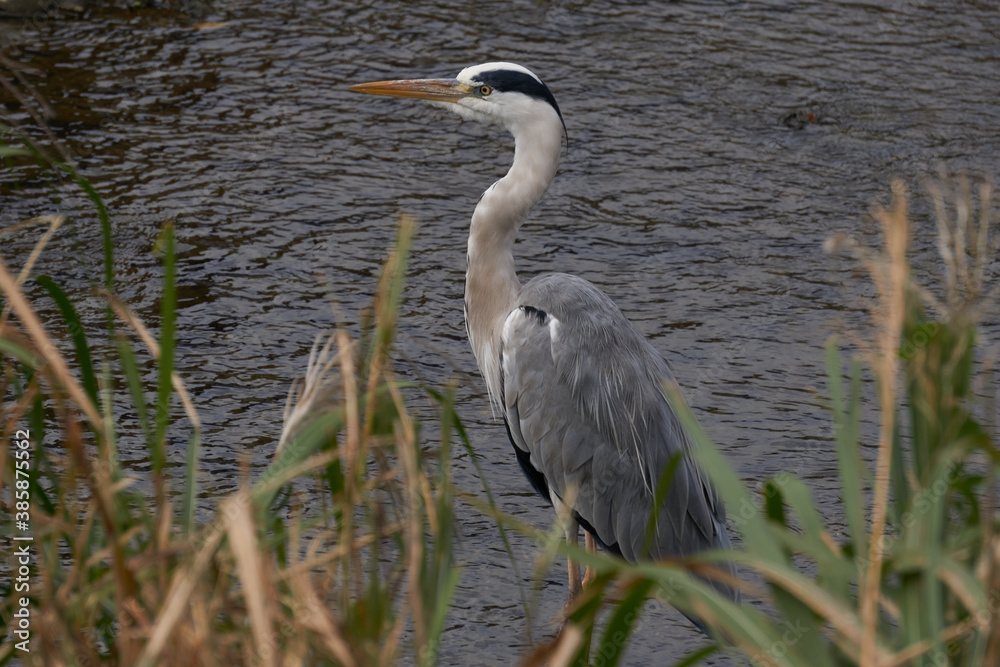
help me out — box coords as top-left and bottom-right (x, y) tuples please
(0, 124), (997, 666)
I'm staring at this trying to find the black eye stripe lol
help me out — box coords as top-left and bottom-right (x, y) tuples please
(472, 69), (564, 124)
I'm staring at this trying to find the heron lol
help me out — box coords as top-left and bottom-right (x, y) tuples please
(350, 62), (738, 624)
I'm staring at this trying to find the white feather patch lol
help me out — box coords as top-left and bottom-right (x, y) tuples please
(545, 316), (564, 364)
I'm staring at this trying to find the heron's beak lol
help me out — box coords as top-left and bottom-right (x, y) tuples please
(349, 78), (473, 104)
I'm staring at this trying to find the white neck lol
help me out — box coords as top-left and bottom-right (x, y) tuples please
(464, 110), (563, 409)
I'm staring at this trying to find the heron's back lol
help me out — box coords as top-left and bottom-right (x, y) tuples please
(499, 272), (736, 600)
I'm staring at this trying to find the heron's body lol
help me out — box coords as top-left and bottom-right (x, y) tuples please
(498, 272), (730, 564)
(351, 62), (737, 616)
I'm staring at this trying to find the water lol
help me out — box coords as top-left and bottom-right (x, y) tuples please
(2, 1), (998, 663)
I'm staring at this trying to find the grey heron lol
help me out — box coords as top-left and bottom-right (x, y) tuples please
(350, 62), (738, 623)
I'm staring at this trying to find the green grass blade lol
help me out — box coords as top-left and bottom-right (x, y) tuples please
(664, 383), (784, 564)
(181, 430), (201, 535)
(707, 550), (883, 660)
(258, 381), (416, 510)
(759, 477), (836, 667)
(152, 222), (177, 475)
(763, 478), (788, 528)
(825, 338), (868, 562)
(776, 476), (849, 575)
(253, 408), (345, 508)
(424, 566), (461, 667)
(595, 577), (653, 667)
(373, 214), (414, 355)
(766, 478), (840, 667)
(632, 561), (798, 666)
(922, 453), (954, 661)
(0, 146), (31, 157)
(771, 527), (857, 585)
(0, 338), (43, 368)
(889, 424), (908, 528)
(115, 333), (153, 444)
(422, 384), (461, 666)
(58, 164), (114, 292)
(35, 275), (100, 410)
(642, 452), (682, 560)
(426, 385), (533, 636)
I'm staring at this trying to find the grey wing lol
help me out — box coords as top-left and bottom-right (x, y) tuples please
(500, 273), (733, 573)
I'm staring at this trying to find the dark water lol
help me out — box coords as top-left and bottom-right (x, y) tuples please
(2, 1), (999, 663)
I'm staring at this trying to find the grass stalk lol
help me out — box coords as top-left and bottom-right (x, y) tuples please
(2, 104), (996, 665)
(860, 180), (910, 667)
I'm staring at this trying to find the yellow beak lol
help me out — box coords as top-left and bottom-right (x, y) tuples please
(348, 78), (473, 103)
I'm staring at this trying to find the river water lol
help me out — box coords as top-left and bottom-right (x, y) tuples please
(2, 1), (998, 664)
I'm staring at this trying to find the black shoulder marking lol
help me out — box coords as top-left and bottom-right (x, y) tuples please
(505, 417), (553, 506)
(521, 305), (548, 326)
(472, 68), (566, 134)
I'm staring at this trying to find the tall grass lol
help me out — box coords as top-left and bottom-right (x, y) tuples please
(529, 177), (999, 667)
(0, 127), (463, 664)
(1, 115), (997, 665)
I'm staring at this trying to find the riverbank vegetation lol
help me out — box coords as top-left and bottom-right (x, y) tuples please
(1, 123), (997, 666)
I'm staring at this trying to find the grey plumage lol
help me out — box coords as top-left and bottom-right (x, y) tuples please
(350, 61), (739, 620)
(501, 274), (734, 587)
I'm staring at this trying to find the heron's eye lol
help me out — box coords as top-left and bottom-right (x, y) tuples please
(480, 85), (492, 96)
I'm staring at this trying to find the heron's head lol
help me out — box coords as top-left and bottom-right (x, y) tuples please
(350, 62), (566, 139)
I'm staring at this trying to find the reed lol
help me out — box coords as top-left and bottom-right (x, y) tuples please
(529, 176), (999, 667)
(0, 127), (465, 664)
(1, 117), (996, 666)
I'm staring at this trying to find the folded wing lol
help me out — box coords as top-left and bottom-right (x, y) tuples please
(499, 273), (733, 581)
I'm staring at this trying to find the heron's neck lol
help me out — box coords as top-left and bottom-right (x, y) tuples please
(465, 115), (563, 406)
